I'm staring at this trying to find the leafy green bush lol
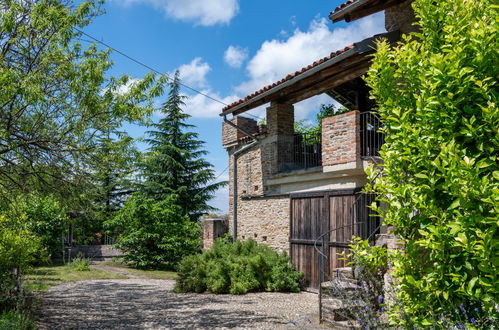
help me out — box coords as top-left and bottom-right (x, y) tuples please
(105, 195), (200, 270)
(0, 311), (35, 330)
(365, 0), (498, 327)
(69, 254), (91, 272)
(348, 237), (388, 279)
(20, 195), (69, 259)
(0, 214), (42, 311)
(175, 239), (303, 294)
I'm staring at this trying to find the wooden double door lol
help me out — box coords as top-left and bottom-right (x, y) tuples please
(289, 189), (378, 289)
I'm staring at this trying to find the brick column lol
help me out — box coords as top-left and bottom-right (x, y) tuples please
(202, 218), (228, 249)
(322, 110), (361, 171)
(266, 103), (294, 173)
(222, 116), (258, 146)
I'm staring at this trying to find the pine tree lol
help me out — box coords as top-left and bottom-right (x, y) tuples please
(141, 72), (225, 220)
(91, 130), (140, 221)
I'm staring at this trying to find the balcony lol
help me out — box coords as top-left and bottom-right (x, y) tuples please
(293, 132), (322, 170)
(360, 111), (384, 158)
(322, 110), (384, 173)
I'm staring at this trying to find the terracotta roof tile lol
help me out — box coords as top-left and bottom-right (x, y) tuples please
(332, 0), (357, 15)
(222, 44), (356, 112)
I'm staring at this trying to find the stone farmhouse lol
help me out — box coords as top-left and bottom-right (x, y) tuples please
(214, 0), (417, 289)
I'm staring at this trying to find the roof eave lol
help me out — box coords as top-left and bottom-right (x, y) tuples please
(220, 48), (357, 117)
(220, 30), (401, 117)
(329, 0), (371, 23)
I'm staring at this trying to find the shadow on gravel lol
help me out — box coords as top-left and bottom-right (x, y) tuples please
(38, 281), (286, 329)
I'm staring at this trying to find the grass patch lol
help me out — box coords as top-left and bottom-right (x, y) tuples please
(25, 265), (128, 291)
(0, 311), (36, 330)
(98, 260), (177, 280)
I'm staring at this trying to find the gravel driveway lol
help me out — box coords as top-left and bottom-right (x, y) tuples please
(37, 278), (325, 329)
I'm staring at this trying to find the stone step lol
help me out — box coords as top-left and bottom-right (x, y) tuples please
(321, 279), (359, 295)
(330, 267), (354, 280)
(321, 318), (361, 329)
(322, 302), (366, 322)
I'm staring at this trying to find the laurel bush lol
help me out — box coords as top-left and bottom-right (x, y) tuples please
(365, 0), (498, 327)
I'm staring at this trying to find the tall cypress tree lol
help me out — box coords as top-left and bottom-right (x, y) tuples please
(141, 72), (225, 220)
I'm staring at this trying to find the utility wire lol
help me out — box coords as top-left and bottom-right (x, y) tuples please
(76, 28), (227, 106)
(75, 28), (264, 121)
(193, 164), (230, 198)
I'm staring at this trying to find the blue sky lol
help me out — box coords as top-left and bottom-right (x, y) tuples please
(84, 0), (386, 213)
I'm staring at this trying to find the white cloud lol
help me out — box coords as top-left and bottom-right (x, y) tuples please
(115, 78), (141, 95)
(177, 57), (211, 88)
(224, 45), (249, 68)
(117, 0), (239, 26)
(235, 13), (385, 118)
(182, 90), (239, 118)
(165, 13), (385, 120)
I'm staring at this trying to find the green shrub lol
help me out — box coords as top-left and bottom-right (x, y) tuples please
(348, 237), (388, 280)
(175, 239), (303, 294)
(105, 195), (201, 270)
(0, 214), (42, 311)
(0, 311), (35, 330)
(365, 0), (498, 327)
(21, 195), (69, 259)
(69, 254), (91, 272)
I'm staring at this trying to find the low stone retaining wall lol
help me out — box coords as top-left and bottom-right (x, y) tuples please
(66, 245), (124, 261)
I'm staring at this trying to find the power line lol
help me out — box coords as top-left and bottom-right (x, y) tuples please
(75, 28), (265, 121)
(193, 164), (230, 198)
(76, 28), (227, 107)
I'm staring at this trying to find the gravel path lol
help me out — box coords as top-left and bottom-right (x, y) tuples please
(37, 278), (326, 329)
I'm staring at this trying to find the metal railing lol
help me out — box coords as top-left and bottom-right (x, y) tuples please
(292, 132), (322, 170)
(360, 111), (384, 158)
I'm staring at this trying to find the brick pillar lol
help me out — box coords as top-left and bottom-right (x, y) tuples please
(222, 116), (258, 146)
(266, 103), (294, 173)
(322, 110), (361, 170)
(202, 218), (228, 249)
(385, 1), (417, 34)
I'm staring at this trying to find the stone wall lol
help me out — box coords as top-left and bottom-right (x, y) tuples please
(66, 245), (123, 261)
(322, 110), (360, 167)
(231, 196), (290, 252)
(227, 140), (292, 252)
(385, 0), (417, 34)
(222, 116), (259, 146)
(202, 218), (228, 249)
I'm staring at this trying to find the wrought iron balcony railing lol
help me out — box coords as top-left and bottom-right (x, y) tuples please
(360, 111), (384, 158)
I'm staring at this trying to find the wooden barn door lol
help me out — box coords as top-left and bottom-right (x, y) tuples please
(289, 193), (328, 289)
(290, 189), (377, 289)
(328, 195), (356, 270)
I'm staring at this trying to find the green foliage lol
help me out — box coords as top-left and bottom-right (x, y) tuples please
(141, 72), (225, 221)
(175, 238), (303, 294)
(0, 0), (167, 200)
(294, 103), (349, 137)
(348, 237), (388, 279)
(0, 311), (35, 330)
(90, 131), (141, 217)
(106, 195), (201, 270)
(69, 254), (91, 272)
(14, 195), (69, 259)
(0, 214), (42, 311)
(365, 0), (498, 327)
